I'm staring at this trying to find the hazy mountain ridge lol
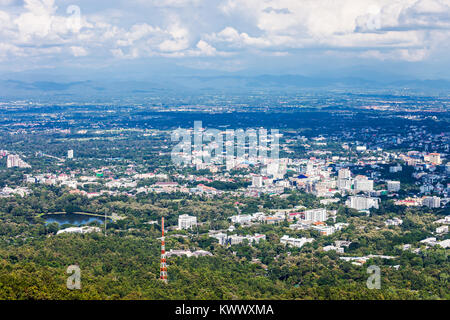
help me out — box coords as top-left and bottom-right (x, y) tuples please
(1, 75), (450, 100)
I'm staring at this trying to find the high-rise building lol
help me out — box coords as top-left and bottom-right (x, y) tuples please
(67, 149), (74, 159)
(337, 178), (353, 191)
(178, 214), (197, 229)
(346, 196), (379, 210)
(354, 175), (374, 192)
(304, 208), (328, 222)
(7, 154), (18, 168)
(423, 196), (441, 208)
(6, 154), (31, 168)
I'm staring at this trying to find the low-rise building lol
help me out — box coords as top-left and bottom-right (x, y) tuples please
(178, 214), (197, 230)
(385, 217), (403, 226)
(387, 181), (401, 192)
(312, 225), (335, 236)
(436, 225), (448, 234)
(280, 235), (314, 248)
(56, 226), (101, 235)
(323, 245), (344, 253)
(230, 214), (253, 225)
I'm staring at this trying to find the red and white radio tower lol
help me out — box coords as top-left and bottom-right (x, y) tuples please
(160, 217), (168, 283)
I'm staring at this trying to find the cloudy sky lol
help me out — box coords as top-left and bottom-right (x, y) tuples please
(1, 0), (450, 80)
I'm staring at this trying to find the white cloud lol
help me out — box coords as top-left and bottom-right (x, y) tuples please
(14, 0), (56, 40)
(362, 48), (429, 61)
(207, 27), (272, 48)
(0, 42), (23, 61)
(210, 0), (450, 61)
(70, 46), (88, 57)
(158, 23), (190, 52)
(0, 0), (449, 67)
(116, 23), (162, 47)
(195, 40), (216, 56)
(0, 10), (11, 33)
(0, 0), (15, 5)
(150, 0), (203, 7)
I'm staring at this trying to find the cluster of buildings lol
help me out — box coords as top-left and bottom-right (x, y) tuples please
(0, 186), (31, 197)
(339, 254), (397, 266)
(230, 211), (285, 225)
(323, 241), (352, 253)
(227, 208), (347, 237)
(6, 126), (449, 214)
(166, 249), (212, 258)
(434, 215), (449, 235)
(419, 237), (450, 249)
(289, 221), (348, 236)
(394, 196), (442, 208)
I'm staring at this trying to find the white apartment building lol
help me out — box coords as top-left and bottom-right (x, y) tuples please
(354, 176), (374, 192)
(210, 232), (227, 245)
(178, 214), (197, 229)
(228, 235), (245, 245)
(280, 235), (314, 248)
(212, 233), (266, 246)
(346, 196), (380, 210)
(57, 226), (101, 235)
(312, 225), (335, 236)
(337, 178), (353, 191)
(385, 217), (403, 226)
(6, 154), (31, 168)
(304, 208), (328, 222)
(356, 145), (367, 151)
(67, 149), (74, 159)
(230, 214), (253, 225)
(323, 245), (344, 253)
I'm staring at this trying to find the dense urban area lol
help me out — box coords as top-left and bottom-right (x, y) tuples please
(0, 91), (449, 299)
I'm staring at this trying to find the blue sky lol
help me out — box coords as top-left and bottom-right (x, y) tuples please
(0, 0), (450, 80)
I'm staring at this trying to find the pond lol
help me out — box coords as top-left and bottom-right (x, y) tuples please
(43, 213), (109, 226)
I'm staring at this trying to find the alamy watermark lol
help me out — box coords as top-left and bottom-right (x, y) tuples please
(66, 265), (81, 290)
(66, 5), (82, 33)
(171, 121), (283, 175)
(366, 265), (381, 289)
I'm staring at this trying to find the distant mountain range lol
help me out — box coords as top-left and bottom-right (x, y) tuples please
(1, 75), (450, 100)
